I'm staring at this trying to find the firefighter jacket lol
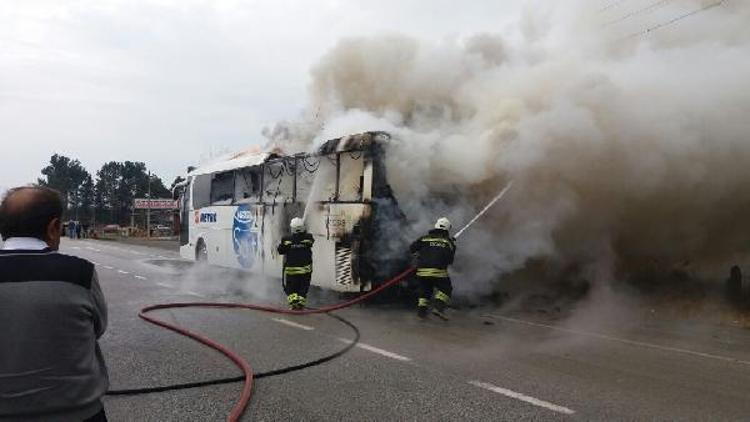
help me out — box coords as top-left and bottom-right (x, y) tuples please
(409, 229), (456, 278)
(277, 232), (314, 276)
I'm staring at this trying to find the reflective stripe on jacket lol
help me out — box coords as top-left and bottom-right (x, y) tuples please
(415, 267), (449, 278)
(285, 264), (312, 275)
(277, 232), (314, 274)
(410, 229), (456, 278)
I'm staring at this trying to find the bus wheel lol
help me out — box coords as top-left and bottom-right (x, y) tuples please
(196, 239), (208, 262)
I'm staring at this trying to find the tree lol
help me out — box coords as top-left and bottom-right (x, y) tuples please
(95, 162), (123, 225)
(117, 161), (148, 222)
(37, 156), (171, 227)
(38, 154), (91, 220)
(78, 175), (95, 224)
(93, 161), (171, 226)
(150, 175), (171, 199)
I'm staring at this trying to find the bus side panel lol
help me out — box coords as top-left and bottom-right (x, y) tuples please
(213, 206), (241, 268)
(223, 203), (265, 271)
(307, 202), (372, 292)
(260, 202), (302, 281)
(179, 226), (196, 261)
(259, 204), (282, 279)
(179, 181), (197, 261)
(251, 204), (268, 274)
(183, 206), (228, 267)
(310, 238), (339, 290)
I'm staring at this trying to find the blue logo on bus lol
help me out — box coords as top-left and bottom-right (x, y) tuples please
(199, 212), (217, 223)
(232, 204), (258, 268)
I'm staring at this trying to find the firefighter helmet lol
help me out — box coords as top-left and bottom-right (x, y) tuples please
(290, 217), (305, 233)
(435, 217), (451, 231)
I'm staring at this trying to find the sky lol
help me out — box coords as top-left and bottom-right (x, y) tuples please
(0, 0), (524, 190)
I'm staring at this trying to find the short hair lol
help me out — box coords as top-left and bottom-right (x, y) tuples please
(0, 186), (64, 241)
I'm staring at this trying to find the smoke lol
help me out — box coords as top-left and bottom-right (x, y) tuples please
(264, 0), (750, 300)
(161, 260), (282, 302)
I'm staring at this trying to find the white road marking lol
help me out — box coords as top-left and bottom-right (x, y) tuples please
(90, 261), (100, 266)
(337, 338), (411, 362)
(71, 246), (81, 250)
(494, 315), (750, 366)
(469, 380), (575, 415)
(102, 265), (114, 270)
(134, 275), (147, 280)
(157, 255), (167, 259)
(185, 290), (204, 298)
(272, 318), (315, 331)
(117, 270), (130, 274)
(156, 282), (173, 288)
(85, 247), (101, 252)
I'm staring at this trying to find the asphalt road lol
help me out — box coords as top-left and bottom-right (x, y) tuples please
(58, 238), (750, 421)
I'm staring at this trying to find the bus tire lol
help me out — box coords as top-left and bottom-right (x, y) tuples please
(196, 239), (208, 262)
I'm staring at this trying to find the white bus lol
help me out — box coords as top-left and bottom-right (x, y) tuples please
(174, 131), (408, 292)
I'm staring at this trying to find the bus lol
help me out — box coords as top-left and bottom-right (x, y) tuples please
(174, 131), (408, 292)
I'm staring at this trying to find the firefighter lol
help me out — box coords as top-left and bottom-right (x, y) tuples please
(277, 217), (314, 310)
(410, 217), (456, 320)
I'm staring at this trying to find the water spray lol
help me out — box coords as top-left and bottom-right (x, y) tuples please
(454, 180), (513, 239)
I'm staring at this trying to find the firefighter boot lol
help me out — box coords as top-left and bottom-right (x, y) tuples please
(432, 291), (450, 321)
(287, 293), (300, 310)
(417, 298), (429, 320)
(294, 296), (307, 311)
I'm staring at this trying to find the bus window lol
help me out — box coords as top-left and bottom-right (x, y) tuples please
(263, 160), (294, 204)
(210, 171), (234, 205)
(311, 154), (338, 202)
(192, 174), (211, 209)
(296, 157), (318, 204)
(338, 152), (365, 202)
(235, 168), (261, 203)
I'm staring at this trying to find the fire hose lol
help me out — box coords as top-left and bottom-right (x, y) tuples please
(107, 180), (513, 421)
(107, 266), (416, 422)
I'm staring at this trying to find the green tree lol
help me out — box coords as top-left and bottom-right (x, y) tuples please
(117, 161), (148, 221)
(38, 154), (91, 220)
(150, 175), (171, 199)
(95, 162), (123, 224)
(93, 161), (171, 226)
(78, 175), (95, 224)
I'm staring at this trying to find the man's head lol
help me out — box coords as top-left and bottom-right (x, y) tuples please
(0, 186), (64, 249)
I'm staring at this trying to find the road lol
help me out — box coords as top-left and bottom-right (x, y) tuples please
(58, 238), (750, 421)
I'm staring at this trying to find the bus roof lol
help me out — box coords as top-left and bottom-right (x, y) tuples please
(188, 150), (274, 177)
(187, 131), (391, 177)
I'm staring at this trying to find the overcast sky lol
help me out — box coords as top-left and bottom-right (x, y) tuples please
(0, 0), (524, 190)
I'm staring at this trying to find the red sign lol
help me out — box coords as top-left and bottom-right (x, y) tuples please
(134, 198), (178, 210)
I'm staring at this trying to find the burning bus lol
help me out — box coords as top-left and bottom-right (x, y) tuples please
(173, 131), (407, 292)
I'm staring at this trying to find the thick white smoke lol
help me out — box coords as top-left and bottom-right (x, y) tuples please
(264, 0), (750, 299)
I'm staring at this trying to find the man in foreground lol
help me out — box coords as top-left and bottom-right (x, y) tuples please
(277, 217), (315, 310)
(410, 217), (457, 321)
(0, 186), (109, 421)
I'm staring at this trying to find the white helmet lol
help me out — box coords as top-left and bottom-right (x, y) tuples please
(290, 217), (305, 233)
(435, 217), (451, 231)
